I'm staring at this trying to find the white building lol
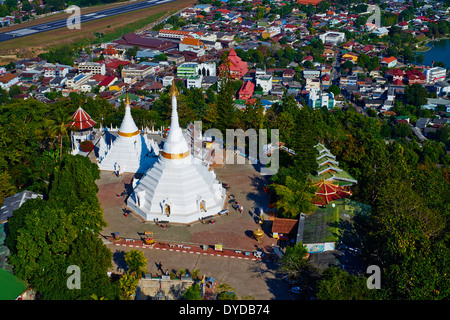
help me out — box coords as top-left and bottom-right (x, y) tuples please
(127, 83), (226, 224)
(0, 72), (20, 90)
(162, 75), (175, 87)
(256, 74), (273, 94)
(308, 88), (335, 109)
(186, 74), (203, 89)
(197, 62), (216, 77)
(319, 31), (345, 45)
(97, 94), (155, 174)
(424, 67), (447, 84)
(78, 62), (106, 75)
(65, 73), (92, 90)
(121, 64), (155, 80)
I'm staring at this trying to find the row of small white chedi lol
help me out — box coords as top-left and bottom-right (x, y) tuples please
(70, 124), (166, 157)
(98, 123), (167, 136)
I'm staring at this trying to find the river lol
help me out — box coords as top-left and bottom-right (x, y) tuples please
(421, 38), (450, 68)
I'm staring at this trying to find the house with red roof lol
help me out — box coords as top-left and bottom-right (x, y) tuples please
(104, 59), (131, 69)
(238, 80), (255, 100)
(284, 24), (297, 33)
(405, 69), (426, 85)
(321, 73), (331, 86)
(296, 0), (323, 5)
(391, 68), (404, 85)
(381, 56), (398, 68)
(219, 48), (248, 80)
(397, 20), (409, 30)
(98, 76), (117, 90)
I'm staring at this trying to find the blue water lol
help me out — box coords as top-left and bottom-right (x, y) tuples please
(421, 39), (450, 69)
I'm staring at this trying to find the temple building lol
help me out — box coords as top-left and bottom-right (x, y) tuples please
(70, 107), (97, 155)
(97, 94), (155, 174)
(309, 143), (357, 187)
(127, 82), (226, 224)
(219, 48), (248, 80)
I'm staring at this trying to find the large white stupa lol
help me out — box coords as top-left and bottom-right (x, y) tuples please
(127, 83), (226, 224)
(97, 94), (155, 174)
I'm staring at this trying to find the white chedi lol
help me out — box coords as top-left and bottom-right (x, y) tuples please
(127, 83), (226, 224)
(97, 94), (156, 174)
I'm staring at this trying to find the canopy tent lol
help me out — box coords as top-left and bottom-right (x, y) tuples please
(312, 179), (352, 206)
(70, 107), (97, 131)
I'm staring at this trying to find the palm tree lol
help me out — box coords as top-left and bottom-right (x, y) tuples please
(49, 108), (73, 160)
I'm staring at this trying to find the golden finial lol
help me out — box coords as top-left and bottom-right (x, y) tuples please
(125, 93), (131, 105)
(169, 79), (179, 98)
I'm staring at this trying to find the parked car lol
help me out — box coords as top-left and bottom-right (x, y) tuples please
(218, 209), (229, 215)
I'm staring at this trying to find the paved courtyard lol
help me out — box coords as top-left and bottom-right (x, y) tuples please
(96, 153), (294, 299)
(97, 153), (277, 252)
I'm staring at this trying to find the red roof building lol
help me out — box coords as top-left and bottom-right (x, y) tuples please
(296, 0), (322, 5)
(70, 107), (97, 131)
(312, 180), (352, 206)
(219, 48), (248, 80)
(405, 69), (426, 85)
(98, 76), (117, 87)
(104, 59), (131, 69)
(238, 80), (255, 100)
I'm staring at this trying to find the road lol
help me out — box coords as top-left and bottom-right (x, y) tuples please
(0, 0), (175, 42)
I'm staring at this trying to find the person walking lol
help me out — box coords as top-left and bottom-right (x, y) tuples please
(240, 206), (243, 214)
(236, 202), (240, 211)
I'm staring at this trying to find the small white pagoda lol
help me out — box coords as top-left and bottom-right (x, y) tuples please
(127, 82), (226, 224)
(97, 94), (155, 174)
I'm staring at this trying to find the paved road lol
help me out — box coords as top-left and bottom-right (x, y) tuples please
(0, 0), (175, 42)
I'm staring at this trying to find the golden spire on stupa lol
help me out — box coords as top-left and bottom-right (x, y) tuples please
(169, 79), (179, 98)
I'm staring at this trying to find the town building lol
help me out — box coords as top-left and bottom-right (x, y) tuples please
(424, 67), (447, 84)
(319, 31), (345, 45)
(65, 73), (92, 91)
(186, 74), (203, 89)
(179, 37), (207, 56)
(78, 62), (106, 75)
(0, 72), (20, 90)
(381, 56), (398, 68)
(121, 64), (155, 80)
(177, 62), (199, 78)
(308, 87), (335, 109)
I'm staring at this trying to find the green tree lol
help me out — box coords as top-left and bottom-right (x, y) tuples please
(183, 283), (202, 300)
(404, 84), (428, 107)
(278, 242), (317, 283)
(316, 266), (372, 300)
(49, 108), (73, 160)
(124, 249), (147, 278)
(216, 60), (236, 134)
(272, 175), (317, 218)
(119, 273), (139, 300)
(216, 283), (238, 300)
(0, 171), (16, 205)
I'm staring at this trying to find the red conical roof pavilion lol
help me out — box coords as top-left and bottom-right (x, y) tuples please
(70, 107), (97, 131)
(311, 180), (352, 206)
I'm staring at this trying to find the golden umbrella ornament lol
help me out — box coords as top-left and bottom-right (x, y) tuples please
(253, 228), (264, 243)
